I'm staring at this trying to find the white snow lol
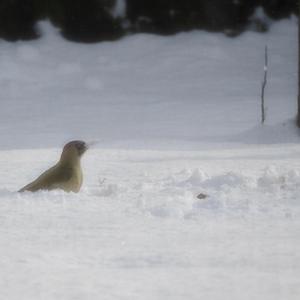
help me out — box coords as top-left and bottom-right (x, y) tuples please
(0, 18), (299, 300)
(111, 0), (126, 19)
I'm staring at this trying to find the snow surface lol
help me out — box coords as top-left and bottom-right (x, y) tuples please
(0, 19), (299, 300)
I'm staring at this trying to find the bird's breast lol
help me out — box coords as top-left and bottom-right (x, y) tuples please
(54, 165), (83, 193)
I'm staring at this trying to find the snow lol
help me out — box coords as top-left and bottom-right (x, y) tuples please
(111, 0), (126, 19)
(0, 18), (299, 299)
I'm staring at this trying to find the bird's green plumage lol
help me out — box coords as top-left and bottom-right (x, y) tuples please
(19, 141), (87, 193)
(19, 165), (74, 192)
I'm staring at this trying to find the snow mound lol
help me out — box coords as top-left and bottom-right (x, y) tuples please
(83, 166), (300, 220)
(230, 120), (300, 144)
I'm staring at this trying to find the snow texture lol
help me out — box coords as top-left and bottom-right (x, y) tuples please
(0, 18), (299, 300)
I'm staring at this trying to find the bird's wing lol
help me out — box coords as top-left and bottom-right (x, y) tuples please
(19, 165), (73, 192)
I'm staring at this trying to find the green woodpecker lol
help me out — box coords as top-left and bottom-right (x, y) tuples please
(19, 140), (88, 193)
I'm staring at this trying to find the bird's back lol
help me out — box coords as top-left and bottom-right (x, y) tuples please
(19, 164), (82, 193)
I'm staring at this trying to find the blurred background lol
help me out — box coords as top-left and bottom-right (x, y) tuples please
(0, 0), (297, 42)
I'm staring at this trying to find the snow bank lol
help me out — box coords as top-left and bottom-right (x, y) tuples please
(0, 18), (298, 150)
(88, 164), (300, 220)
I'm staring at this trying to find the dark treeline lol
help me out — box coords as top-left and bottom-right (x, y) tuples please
(0, 0), (297, 42)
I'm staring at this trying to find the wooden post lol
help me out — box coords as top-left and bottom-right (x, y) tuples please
(261, 46), (268, 124)
(297, 0), (300, 127)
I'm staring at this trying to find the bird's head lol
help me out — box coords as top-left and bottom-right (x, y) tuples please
(60, 140), (88, 164)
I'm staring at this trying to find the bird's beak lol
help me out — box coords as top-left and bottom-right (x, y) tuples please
(87, 140), (99, 148)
